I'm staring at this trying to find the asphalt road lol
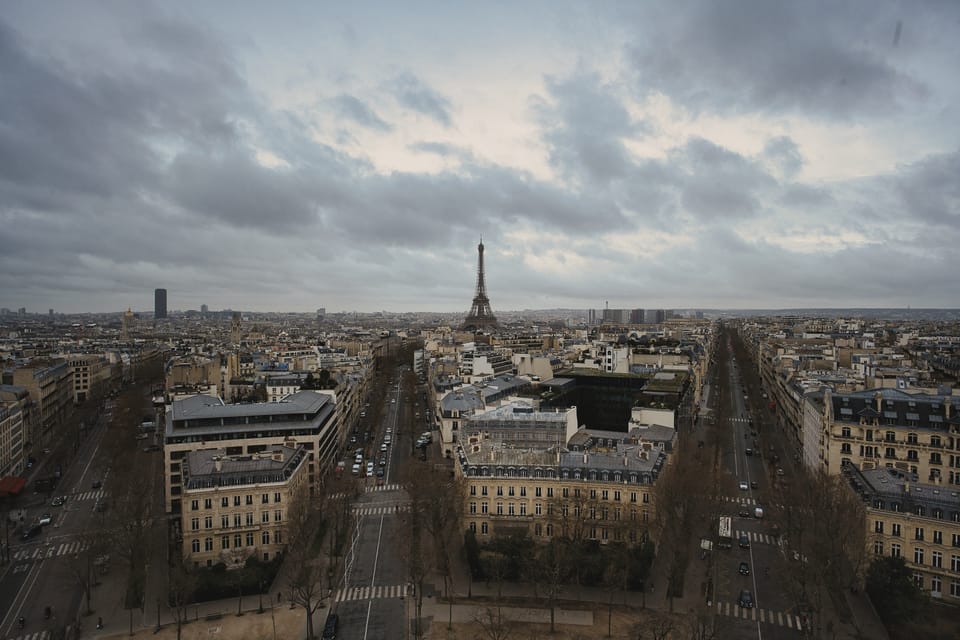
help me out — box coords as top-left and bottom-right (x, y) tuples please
(711, 342), (806, 640)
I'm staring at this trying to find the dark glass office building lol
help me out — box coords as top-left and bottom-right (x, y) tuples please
(154, 288), (167, 319)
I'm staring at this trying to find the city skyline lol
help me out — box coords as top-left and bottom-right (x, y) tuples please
(1, 2), (958, 314)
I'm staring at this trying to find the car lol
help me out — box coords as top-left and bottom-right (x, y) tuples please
(380, 444), (388, 453)
(376, 468), (384, 477)
(366, 461), (374, 475)
(22, 524), (42, 540)
(750, 481), (759, 489)
(51, 496), (67, 507)
(738, 481), (749, 491)
(376, 476), (385, 486)
(738, 533), (750, 549)
(38, 513), (53, 526)
(415, 439), (427, 449)
(738, 561), (750, 576)
(321, 612), (339, 640)
(776, 467), (785, 476)
(349, 436), (357, 445)
(379, 457), (387, 467)
(738, 509), (751, 518)
(386, 428), (392, 435)
(738, 589), (754, 609)
(351, 463), (360, 475)
(745, 448), (753, 456)
(143, 444), (161, 452)
(91, 480), (102, 489)
(384, 435), (392, 445)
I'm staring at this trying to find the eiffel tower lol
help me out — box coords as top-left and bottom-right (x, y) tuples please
(462, 239), (498, 331)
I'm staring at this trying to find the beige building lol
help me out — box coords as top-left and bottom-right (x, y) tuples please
(67, 354), (111, 404)
(163, 391), (338, 515)
(816, 388), (960, 483)
(0, 402), (25, 477)
(180, 444), (308, 567)
(7, 360), (72, 451)
(456, 425), (673, 545)
(845, 464), (960, 601)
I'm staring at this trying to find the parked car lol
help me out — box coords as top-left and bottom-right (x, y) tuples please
(380, 443), (388, 453)
(739, 533), (750, 549)
(321, 612), (339, 640)
(38, 513), (53, 526)
(738, 590), (754, 609)
(366, 461), (374, 476)
(738, 561), (750, 576)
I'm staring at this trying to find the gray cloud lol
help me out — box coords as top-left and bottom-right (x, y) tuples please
(763, 136), (804, 180)
(330, 94), (392, 132)
(625, 1), (925, 119)
(389, 72), (453, 127)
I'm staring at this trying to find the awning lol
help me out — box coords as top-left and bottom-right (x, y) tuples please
(0, 476), (27, 497)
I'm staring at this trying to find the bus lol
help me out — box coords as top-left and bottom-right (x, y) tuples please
(718, 516), (733, 549)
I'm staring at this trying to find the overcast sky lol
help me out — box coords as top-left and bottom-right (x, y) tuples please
(1, 1), (958, 314)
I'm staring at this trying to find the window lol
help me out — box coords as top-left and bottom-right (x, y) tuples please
(951, 555), (960, 572)
(914, 548), (925, 565)
(246, 533), (254, 546)
(547, 488), (553, 498)
(886, 447), (896, 459)
(469, 502), (477, 514)
(262, 493), (269, 504)
(262, 511), (270, 523)
(481, 486), (488, 496)
(614, 491), (621, 501)
(234, 496), (241, 507)
(470, 486), (477, 496)
(933, 551), (943, 568)
(497, 486), (503, 496)
(274, 493), (281, 503)
(496, 502), (503, 515)
(262, 531), (270, 545)
(204, 516), (212, 529)
(221, 497), (229, 507)
(602, 490), (609, 500)
(507, 503), (515, 516)
(590, 489), (597, 500)
(934, 531), (943, 544)
(892, 523), (901, 537)
(519, 503), (526, 516)
(916, 527), (925, 541)
(233, 514), (241, 528)
(274, 530), (282, 544)
(535, 503), (542, 516)
(842, 426), (851, 438)
(953, 534), (960, 547)
(951, 580), (960, 598)
(190, 518), (200, 531)
(875, 521), (884, 534)
(546, 523), (553, 537)
(913, 573), (923, 589)
(190, 500), (199, 511)
(643, 493), (650, 504)
(481, 522), (488, 535)
(874, 540), (884, 555)
(535, 486), (542, 497)
(245, 495), (253, 505)
(204, 498), (212, 509)
(534, 523), (542, 536)
(204, 538), (213, 552)
(481, 502), (488, 514)
(891, 543), (901, 558)
(469, 522), (477, 533)
(630, 492), (637, 503)
(931, 576), (942, 594)
(234, 534), (242, 548)
(274, 510), (282, 522)
(520, 487), (526, 497)
(508, 486), (514, 497)
(221, 536), (229, 550)
(191, 539), (200, 553)
(562, 488), (569, 498)
(221, 515), (229, 528)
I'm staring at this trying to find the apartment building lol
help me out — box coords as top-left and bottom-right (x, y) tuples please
(163, 390), (337, 515)
(844, 464), (960, 601)
(0, 402), (25, 477)
(456, 426), (672, 545)
(5, 360), (72, 451)
(66, 355), (111, 404)
(817, 389), (960, 484)
(462, 400), (578, 448)
(180, 444), (308, 567)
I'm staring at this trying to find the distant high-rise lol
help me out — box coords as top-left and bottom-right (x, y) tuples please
(200, 304), (208, 314)
(462, 240), (498, 331)
(154, 288), (167, 319)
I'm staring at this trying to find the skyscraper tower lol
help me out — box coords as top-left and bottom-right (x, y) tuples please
(154, 288), (167, 319)
(462, 239), (498, 331)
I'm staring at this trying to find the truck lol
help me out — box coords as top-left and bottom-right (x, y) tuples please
(718, 516), (733, 550)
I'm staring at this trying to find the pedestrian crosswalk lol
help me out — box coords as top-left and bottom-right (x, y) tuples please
(333, 584), (408, 603)
(366, 483), (403, 493)
(8, 631), (50, 640)
(12, 540), (88, 561)
(716, 601), (804, 631)
(352, 505), (409, 517)
(734, 530), (782, 547)
(70, 489), (105, 502)
(729, 418), (753, 423)
(722, 496), (757, 506)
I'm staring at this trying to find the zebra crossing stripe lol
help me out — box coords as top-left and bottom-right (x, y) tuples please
(715, 601), (799, 629)
(334, 584), (409, 603)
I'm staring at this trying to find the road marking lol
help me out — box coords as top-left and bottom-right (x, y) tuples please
(334, 584), (409, 602)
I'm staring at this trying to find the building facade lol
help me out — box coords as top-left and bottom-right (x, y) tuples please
(845, 464), (960, 602)
(455, 427), (671, 545)
(180, 444), (308, 567)
(0, 402), (25, 477)
(163, 391), (338, 515)
(155, 288), (167, 319)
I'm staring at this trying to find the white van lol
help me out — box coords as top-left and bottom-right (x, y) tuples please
(754, 507), (764, 519)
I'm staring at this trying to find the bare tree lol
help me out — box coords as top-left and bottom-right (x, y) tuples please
(284, 483), (327, 640)
(168, 558), (198, 640)
(473, 606), (514, 640)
